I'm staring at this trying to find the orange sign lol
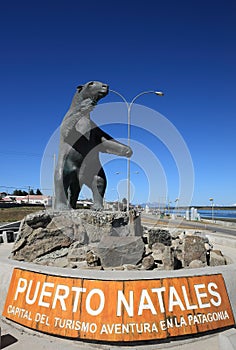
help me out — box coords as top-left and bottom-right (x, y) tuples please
(2, 268), (235, 342)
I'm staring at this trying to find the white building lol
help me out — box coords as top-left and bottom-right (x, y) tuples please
(2, 195), (52, 206)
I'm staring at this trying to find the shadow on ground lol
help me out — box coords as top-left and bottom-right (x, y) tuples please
(1, 334), (18, 348)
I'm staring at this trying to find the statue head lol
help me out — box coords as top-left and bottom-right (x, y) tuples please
(76, 81), (109, 105)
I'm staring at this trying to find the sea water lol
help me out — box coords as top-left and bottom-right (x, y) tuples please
(171, 209), (236, 220)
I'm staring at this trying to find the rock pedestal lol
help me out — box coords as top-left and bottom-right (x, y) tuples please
(10, 210), (227, 271)
(11, 209), (144, 268)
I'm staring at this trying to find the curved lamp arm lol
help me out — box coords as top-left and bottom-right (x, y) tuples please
(108, 88), (164, 212)
(109, 89), (129, 108)
(129, 90), (164, 108)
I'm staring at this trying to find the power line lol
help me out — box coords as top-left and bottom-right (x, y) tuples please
(0, 151), (55, 158)
(0, 186), (52, 191)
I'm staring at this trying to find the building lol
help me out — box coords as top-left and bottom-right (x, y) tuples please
(1, 195), (52, 206)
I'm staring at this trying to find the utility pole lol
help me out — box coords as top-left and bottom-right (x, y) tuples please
(28, 186), (30, 203)
(52, 153), (56, 211)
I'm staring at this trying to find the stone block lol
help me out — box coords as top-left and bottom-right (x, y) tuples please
(188, 259), (205, 268)
(83, 223), (103, 243)
(152, 242), (166, 261)
(148, 229), (172, 247)
(210, 251), (226, 266)
(151, 243), (174, 269)
(68, 243), (90, 262)
(142, 255), (155, 270)
(162, 246), (174, 270)
(96, 236), (145, 267)
(12, 228), (72, 262)
(86, 250), (101, 266)
(25, 211), (52, 229)
(128, 212), (143, 236)
(182, 235), (206, 267)
(33, 248), (69, 266)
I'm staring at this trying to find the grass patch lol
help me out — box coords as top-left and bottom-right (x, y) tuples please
(0, 206), (44, 222)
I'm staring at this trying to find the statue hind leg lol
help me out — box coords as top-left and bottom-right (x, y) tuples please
(91, 169), (107, 210)
(54, 165), (71, 210)
(54, 163), (77, 210)
(69, 180), (81, 209)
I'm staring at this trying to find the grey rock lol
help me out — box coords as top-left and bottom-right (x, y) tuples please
(152, 242), (166, 261)
(68, 243), (91, 262)
(182, 235), (207, 267)
(123, 264), (139, 270)
(17, 222), (33, 240)
(112, 266), (125, 271)
(11, 223), (33, 254)
(111, 216), (130, 237)
(152, 243), (174, 270)
(47, 214), (71, 230)
(162, 246), (174, 270)
(68, 261), (88, 269)
(142, 255), (155, 270)
(52, 257), (70, 268)
(210, 251), (226, 266)
(173, 249), (183, 269)
(11, 237), (27, 253)
(171, 238), (181, 249)
(86, 250), (101, 266)
(151, 243), (174, 269)
(128, 213), (143, 236)
(148, 229), (172, 247)
(188, 260), (205, 268)
(73, 225), (88, 244)
(33, 248), (69, 267)
(96, 236), (145, 267)
(25, 212), (52, 229)
(12, 227), (72, 262)
(204, 242), (211, 251)
(83, 223), (103, 243)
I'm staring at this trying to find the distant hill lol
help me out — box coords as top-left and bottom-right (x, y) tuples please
(138, 203), (236, 210)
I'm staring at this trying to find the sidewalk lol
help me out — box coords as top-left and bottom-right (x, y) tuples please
(0, 317), (221, 350)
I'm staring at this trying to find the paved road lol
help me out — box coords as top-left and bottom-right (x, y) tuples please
(142, 214), (236, 237)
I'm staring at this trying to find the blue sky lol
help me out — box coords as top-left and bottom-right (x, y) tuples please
(0, 0), (236, 206)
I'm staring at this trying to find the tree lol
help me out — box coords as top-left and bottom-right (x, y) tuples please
(122, 197), (127, 204)
(36, 189), (42, 195)
(13, 189), (23, 196)
(121, 197), (128, 211)
(29, 189), (35, 195)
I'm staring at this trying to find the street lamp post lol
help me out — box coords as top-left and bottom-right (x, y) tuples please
(175, 198), (179, 215)
(112, 188), (120, 211)
(110, 89), (164, 212)
(168, 200), (172, 216)
(114, 171), (121, 211)
(209, 197), (214, 222)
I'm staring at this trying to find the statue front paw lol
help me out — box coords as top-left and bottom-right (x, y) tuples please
(125, 147), (133, 158)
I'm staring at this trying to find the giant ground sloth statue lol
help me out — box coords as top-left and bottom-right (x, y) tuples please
(54, 81), (132, 210)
